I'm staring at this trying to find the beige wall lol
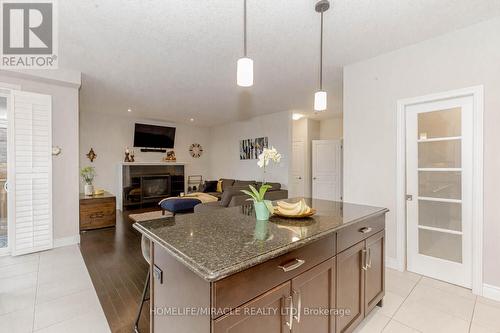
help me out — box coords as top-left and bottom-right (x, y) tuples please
(0, 71), (80, 244)
(319, 116), (343, 140)
(343, 17), (500, 287)
(79, 112), (212, 196)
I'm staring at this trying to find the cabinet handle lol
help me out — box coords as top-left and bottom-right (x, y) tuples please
(278, 259), (305, 272)
(359, 227), (372, 234)
(367, 248), (372, 268)
(362, 249), (368, 270)
(284, 295), (293, 330)
(293, 289), (302, 323)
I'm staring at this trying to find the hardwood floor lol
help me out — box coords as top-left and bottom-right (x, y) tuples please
(80, 208), (157, 333)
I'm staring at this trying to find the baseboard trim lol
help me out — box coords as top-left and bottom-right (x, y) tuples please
(54, 235), (80, 248)
(483, 283), (500, 302)
(385, 256), (402, 271)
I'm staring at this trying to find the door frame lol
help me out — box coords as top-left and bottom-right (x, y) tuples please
(0, 82), (21, 256)
(291, 139), (306, 198)
(395, 86), (484, 295)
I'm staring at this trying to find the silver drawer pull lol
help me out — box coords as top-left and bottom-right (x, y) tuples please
(359, 227), (372, 234)
(279, 259), (305, 272)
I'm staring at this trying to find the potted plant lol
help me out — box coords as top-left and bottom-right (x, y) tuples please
(241, 147), (282, 220)
(80, 166), (96, 196)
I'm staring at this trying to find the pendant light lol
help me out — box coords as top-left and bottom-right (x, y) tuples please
(237, 0), (253, 87)
(314, 0), (330, 111)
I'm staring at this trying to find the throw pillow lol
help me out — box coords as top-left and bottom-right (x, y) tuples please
(216, 179), (223, 193)
(202, 180), (218, 193)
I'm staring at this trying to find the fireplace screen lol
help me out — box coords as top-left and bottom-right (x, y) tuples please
(142, 176), (171, 199)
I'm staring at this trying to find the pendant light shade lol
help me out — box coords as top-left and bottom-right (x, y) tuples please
(314, 0), (330, 111)
(237, 0), (253, 87)
(237, 57), (253, 87)
(314, 91), (327, 111)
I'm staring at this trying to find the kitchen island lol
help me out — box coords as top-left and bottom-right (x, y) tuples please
(133, 198), (388, 333)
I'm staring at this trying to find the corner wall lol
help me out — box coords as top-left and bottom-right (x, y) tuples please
(79, 112), (212, 196)
(343, 17), (500, 288)
(208, 111), (292, 187)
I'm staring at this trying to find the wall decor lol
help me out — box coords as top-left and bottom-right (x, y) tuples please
(189, 143), (203, 158)
(164, 150), (176, 162)
(124, 147), (135, 162)
(239, 137), (268, 160)
(86, 148), (97, 162)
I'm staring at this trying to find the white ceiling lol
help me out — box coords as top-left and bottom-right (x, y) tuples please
(60, 0), (500, 126)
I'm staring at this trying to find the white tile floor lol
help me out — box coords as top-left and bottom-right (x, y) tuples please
(355, 268), (500, 333)
(2, 248), (500, 333)
(0, 245), (110, 333)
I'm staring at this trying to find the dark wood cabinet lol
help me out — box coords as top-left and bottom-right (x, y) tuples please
(213, 281), (292, 333)
(365, 231), (385, 314)
(336, 241), (365, 333)
(148, 211), (387, 333)
(336, 231), (385, 333)
(291, 258), (335, 333)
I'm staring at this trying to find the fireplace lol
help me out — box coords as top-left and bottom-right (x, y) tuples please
(142, 175), (171, 199)
(119, 163), (185, 210)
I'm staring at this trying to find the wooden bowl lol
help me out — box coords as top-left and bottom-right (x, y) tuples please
(273, 208), (316, 218)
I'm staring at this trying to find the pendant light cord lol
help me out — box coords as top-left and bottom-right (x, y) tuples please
(319, 11), (323, 90)
(243, 0), (247, 57)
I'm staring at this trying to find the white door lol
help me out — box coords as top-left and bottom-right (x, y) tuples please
(406, 96), (473, 288)
(312, 140), (342, 201)
(9, 91), (52, 255)
(290, 140), (306, 197)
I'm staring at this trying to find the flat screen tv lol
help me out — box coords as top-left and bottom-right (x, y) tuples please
(133, 123), (176, 149)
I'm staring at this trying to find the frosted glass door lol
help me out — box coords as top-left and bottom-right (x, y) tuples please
(406, 98), (473, 288)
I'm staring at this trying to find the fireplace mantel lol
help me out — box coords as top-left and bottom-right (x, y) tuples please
(117, 163), (186, 210)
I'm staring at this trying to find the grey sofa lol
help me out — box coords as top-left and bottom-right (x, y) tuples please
(194, 179), (288, 213)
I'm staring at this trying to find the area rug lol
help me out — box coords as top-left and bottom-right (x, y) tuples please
(129, 210), (173, 222)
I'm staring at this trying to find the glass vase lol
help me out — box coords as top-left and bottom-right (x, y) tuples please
(254, 201), (270, 221)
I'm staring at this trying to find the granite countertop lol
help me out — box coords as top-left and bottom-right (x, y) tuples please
(133, 198), (388, 282)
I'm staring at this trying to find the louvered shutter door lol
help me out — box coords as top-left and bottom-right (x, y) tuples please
(11, 91), (52, 255)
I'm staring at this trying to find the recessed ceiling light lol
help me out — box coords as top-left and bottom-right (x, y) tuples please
(190, 118), (195, 122)
(127, 108), (132, 112)
(292, 113), (304, 121)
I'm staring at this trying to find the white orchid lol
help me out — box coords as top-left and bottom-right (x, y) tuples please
(241, 147), (282, 215)
(257, 147), (282, 168)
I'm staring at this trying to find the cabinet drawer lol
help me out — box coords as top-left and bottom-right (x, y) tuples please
(336, 214), (385, 253)
(80, 199), (116, 230)
(212, 234), (335, 317)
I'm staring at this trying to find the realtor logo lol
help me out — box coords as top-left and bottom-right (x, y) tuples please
(0, 0), (58, 68)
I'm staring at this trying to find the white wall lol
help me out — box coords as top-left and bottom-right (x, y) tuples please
(79, 112), (211, 196)
(0, 71), (80, 244)
(319, 116), (343, 140)
(343, 18), (500, 287)
(209, 111), (291, 187)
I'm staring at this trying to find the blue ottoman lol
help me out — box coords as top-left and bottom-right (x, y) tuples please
(159, 198), (201, 216)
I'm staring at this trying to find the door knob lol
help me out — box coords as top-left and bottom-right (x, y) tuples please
(406, 194), (413, 201)
(298, 176), (302, 180)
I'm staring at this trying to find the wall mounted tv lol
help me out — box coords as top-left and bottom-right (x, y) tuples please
(133, 123), (176, 149)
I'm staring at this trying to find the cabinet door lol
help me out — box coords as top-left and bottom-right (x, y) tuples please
(291, 257), (335, 333)
(213, 281), (291, 333)
(365, 231), (385, 315)
(336, 241), (365, 333)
